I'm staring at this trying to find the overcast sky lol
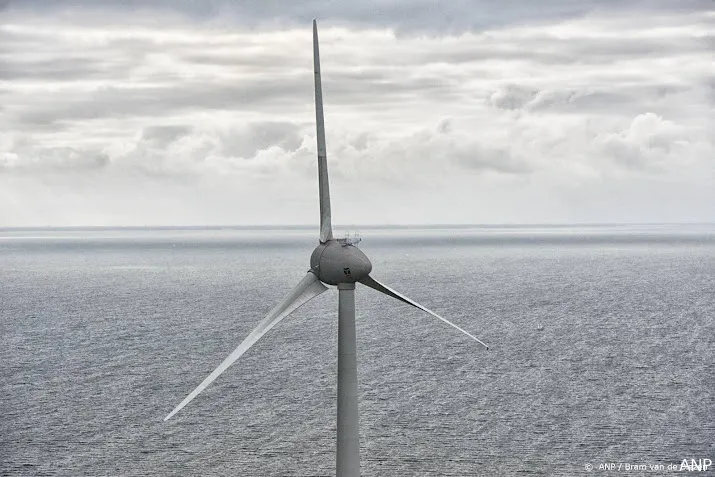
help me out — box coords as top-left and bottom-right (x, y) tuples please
(0, 0), (713, 226)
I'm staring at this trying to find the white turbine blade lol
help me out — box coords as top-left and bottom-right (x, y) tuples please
(359, 275), (489, 350)
(164, 272), (328, 421)
(313, 19), (333, 243)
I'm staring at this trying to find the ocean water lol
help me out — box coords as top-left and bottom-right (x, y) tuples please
(1, 225), (714, 476)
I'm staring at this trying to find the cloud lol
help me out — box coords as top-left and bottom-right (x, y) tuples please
(592, 113), (700, 172)
(1, 145), (110, 172)
(488, 85), (539, 110)
(1, 0), (711, 34)
(0, 3), (713, 225)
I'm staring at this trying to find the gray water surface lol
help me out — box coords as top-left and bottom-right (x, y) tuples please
(2, 225), (714, 476)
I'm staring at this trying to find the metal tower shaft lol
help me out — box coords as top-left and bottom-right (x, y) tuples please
(337, 282), (360, 476)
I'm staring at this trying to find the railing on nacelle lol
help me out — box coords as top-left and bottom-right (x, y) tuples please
(337, 231), (361, 247)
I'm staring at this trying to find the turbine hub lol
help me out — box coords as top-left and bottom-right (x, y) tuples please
(310, 240), (372, 285)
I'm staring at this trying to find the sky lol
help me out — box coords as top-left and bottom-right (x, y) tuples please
(0, 0), (713, 226)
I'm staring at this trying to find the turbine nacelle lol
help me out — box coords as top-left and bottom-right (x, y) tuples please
(310, 240), (372, 285)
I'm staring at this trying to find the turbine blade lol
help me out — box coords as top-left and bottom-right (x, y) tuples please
(313, 19), (333, 243)
(164, 272), (328, 421)
(359, 275), (489, 350)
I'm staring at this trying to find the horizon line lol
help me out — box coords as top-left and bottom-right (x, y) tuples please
(1, 222), (714, 231)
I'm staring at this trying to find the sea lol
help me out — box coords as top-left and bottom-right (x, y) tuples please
(1, 224), (714, 476)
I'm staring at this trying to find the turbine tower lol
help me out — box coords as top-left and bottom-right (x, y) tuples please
(164, 20), (488, 477)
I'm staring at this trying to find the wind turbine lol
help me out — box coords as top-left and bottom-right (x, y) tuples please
(164, 20), (488, 477)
